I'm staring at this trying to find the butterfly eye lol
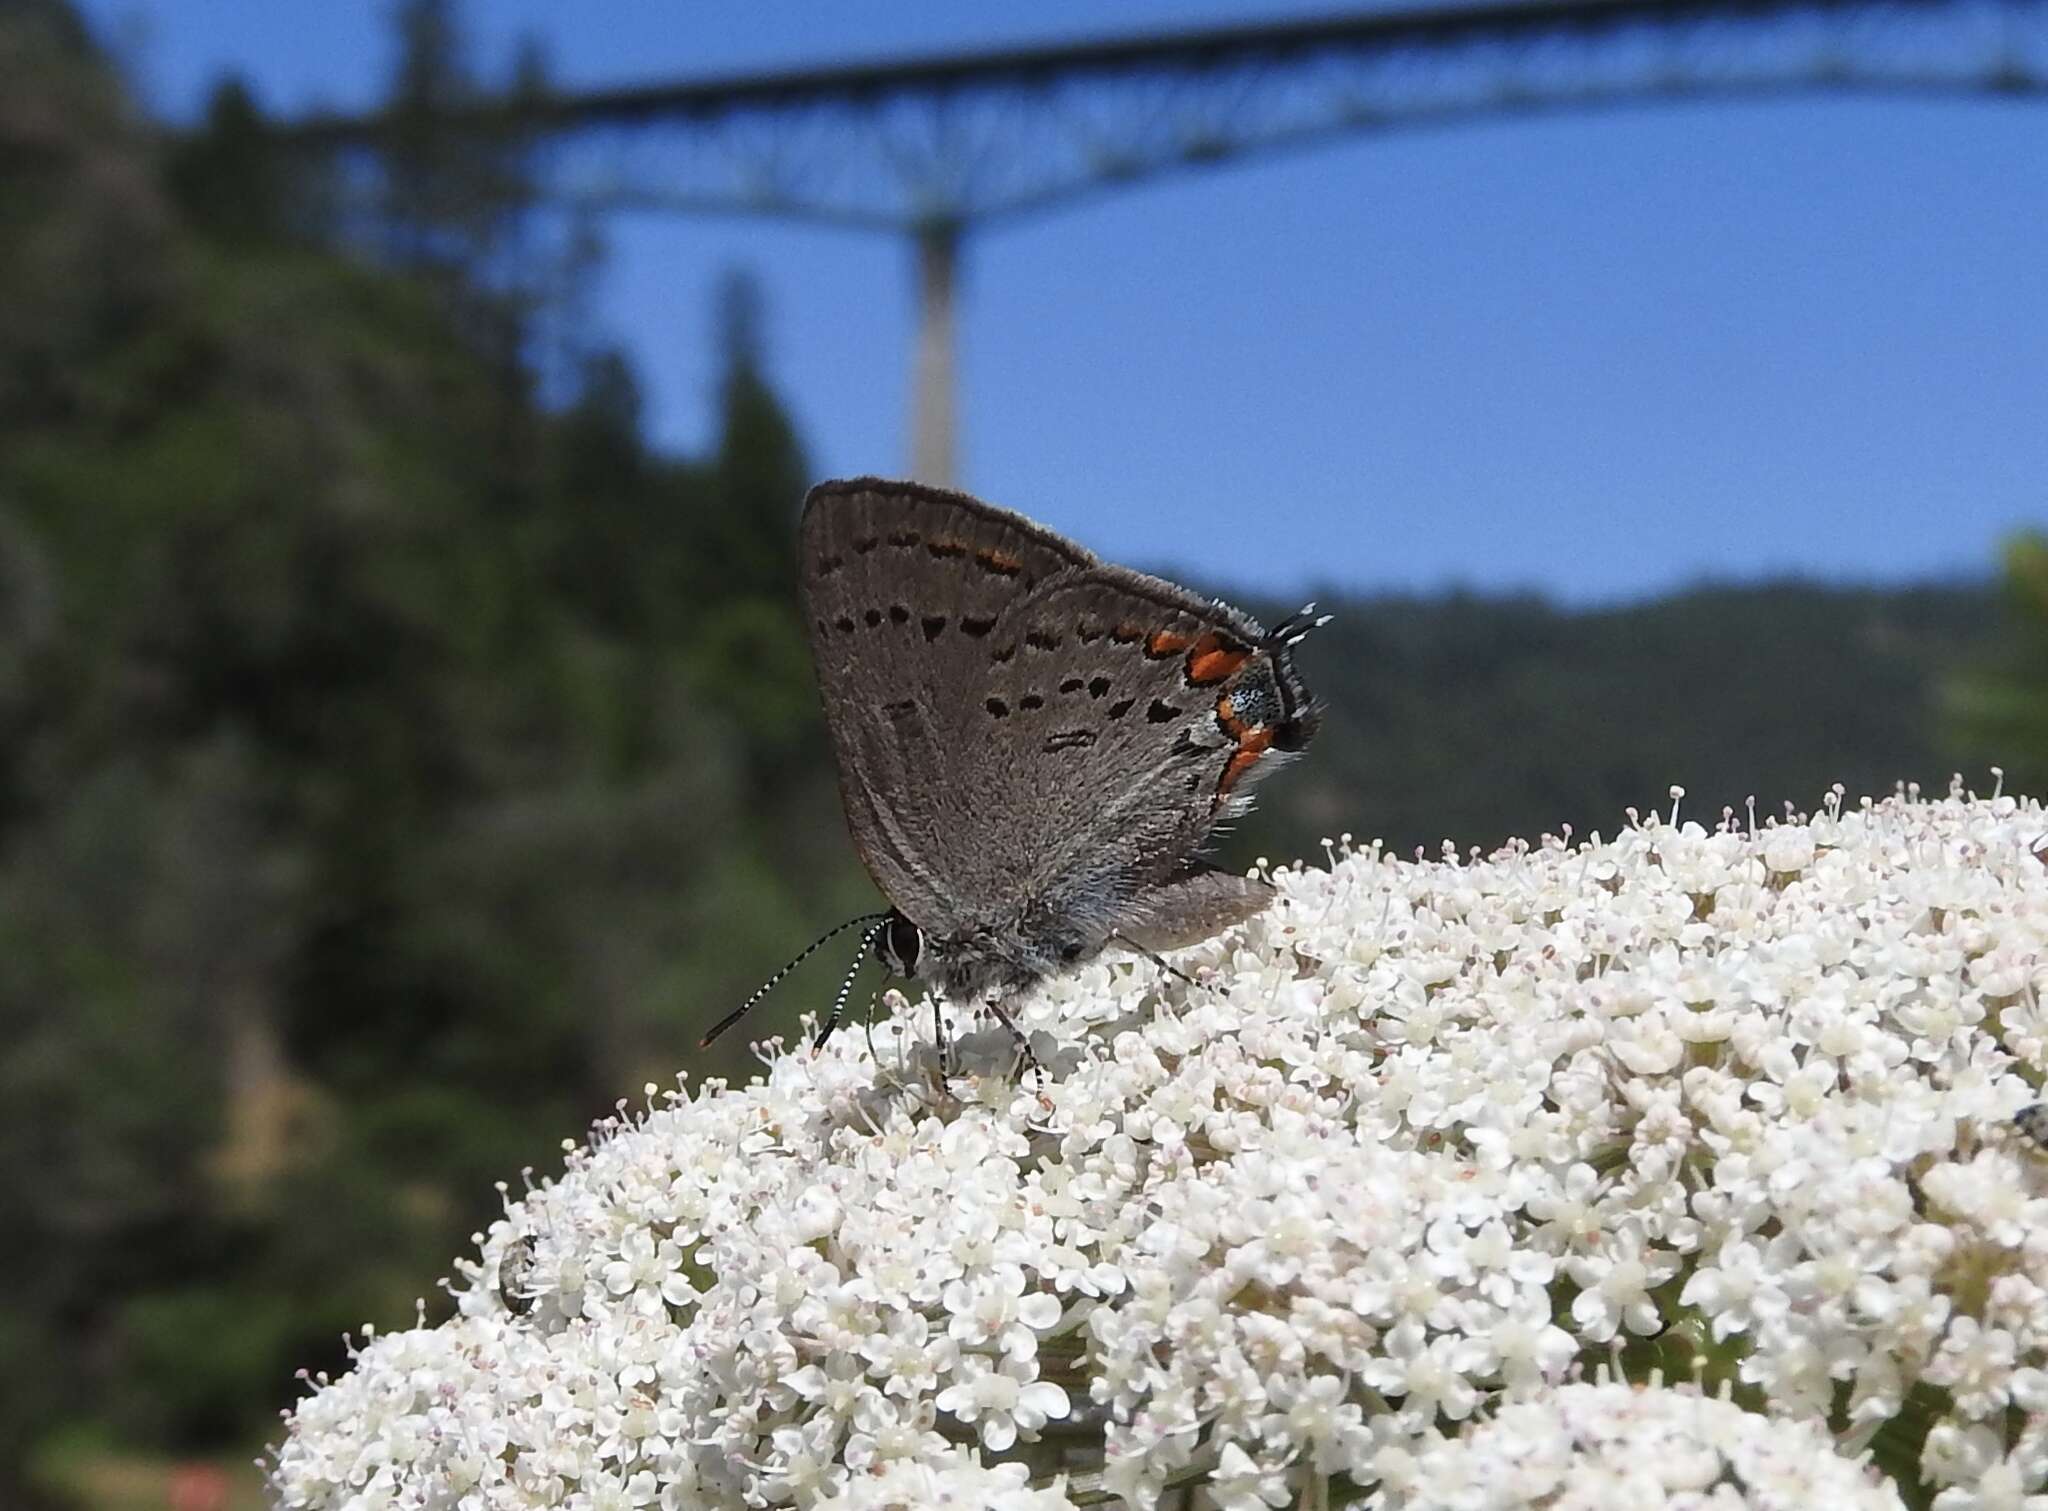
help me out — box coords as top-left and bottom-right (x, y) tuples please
(879, 912), (925, 978)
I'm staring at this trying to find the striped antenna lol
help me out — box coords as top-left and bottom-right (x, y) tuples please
(1268, 601), (1333, 646)
(699, 912), (889, 1049)
(811, 921), (885, 1050)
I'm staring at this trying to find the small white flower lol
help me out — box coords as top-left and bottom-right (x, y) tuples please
(1930, 1454), (2048, 1511)
(1680, 1237), (1792, 1341)
(1763, 829), (1817, 875)
(857, 1308), (954, 1399)
(933, 1354), (1069, 1452)
(1482, 1293), (1579, 1393)
(1262, 1374), (1372, 1476)
(1360, 1326), (1488, 1423)
(1568, 1239), (1680, 1343)
(1926, 1317), (2023, 1421)
(812, 1448), (1074, 1510)
(1209, 1441), (1294, 1510)
(942, 1263), (1062, 1361)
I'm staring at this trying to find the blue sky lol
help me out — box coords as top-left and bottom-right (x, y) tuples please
(79, 0), (2046, 601)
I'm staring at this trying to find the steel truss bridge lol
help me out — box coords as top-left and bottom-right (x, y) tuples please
(282, 0), (2047, 483)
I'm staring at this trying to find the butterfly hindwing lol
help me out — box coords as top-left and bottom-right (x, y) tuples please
(961, 564), (1316, 961)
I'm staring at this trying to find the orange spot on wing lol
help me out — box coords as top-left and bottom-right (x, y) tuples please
(974, 546), (1023, 577)
(1145, 629), (1193, 659)
(1212, 687), (1276, 807)
(1185, 631), (1251, 685)
(1216, 729), (1275, 803)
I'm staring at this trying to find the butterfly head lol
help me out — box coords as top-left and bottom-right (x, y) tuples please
(1261, 601), (1331, 753)
(876, 909), (929, 979)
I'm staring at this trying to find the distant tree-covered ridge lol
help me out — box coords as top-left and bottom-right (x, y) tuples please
(1258, 578), (1998, 863)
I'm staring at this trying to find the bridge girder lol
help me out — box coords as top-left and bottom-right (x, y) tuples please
(279, 0), (2047, 483)
(288, 0), (2047, 231)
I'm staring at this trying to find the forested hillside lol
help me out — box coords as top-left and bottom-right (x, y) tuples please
(2, 5), (860, 1500)
(1260, 581), (1998, 862)
(0, 2), (2036, 1504)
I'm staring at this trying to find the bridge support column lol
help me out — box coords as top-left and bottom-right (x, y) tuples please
(910, 220), (961, 486)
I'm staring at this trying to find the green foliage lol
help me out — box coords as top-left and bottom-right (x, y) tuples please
(1946, 532), (2048, 797)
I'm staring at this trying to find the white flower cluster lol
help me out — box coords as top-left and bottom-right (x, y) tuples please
(812, 1450), (1075, 1511)
(270, 785), (2048, 1510)
(1382, 1380), (1906, 1509)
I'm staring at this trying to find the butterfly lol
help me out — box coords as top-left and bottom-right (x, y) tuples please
(702, 477), (1325, 1059)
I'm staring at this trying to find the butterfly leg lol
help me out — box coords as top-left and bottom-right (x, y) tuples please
(932, 994), (955, 1079)
(859, 983), (886, 1068)
(982, 996), (1046, 1093)
(1108, 931), (1198, 988)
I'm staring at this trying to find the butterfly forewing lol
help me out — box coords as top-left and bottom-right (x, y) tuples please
(800, 478), (1095, 937)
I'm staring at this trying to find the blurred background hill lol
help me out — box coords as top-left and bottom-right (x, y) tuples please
(2, 0), (2044, 1505)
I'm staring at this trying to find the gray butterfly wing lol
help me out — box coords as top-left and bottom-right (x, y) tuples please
(801, 477), (1096, 936)
(960, 563), (1320, 961)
